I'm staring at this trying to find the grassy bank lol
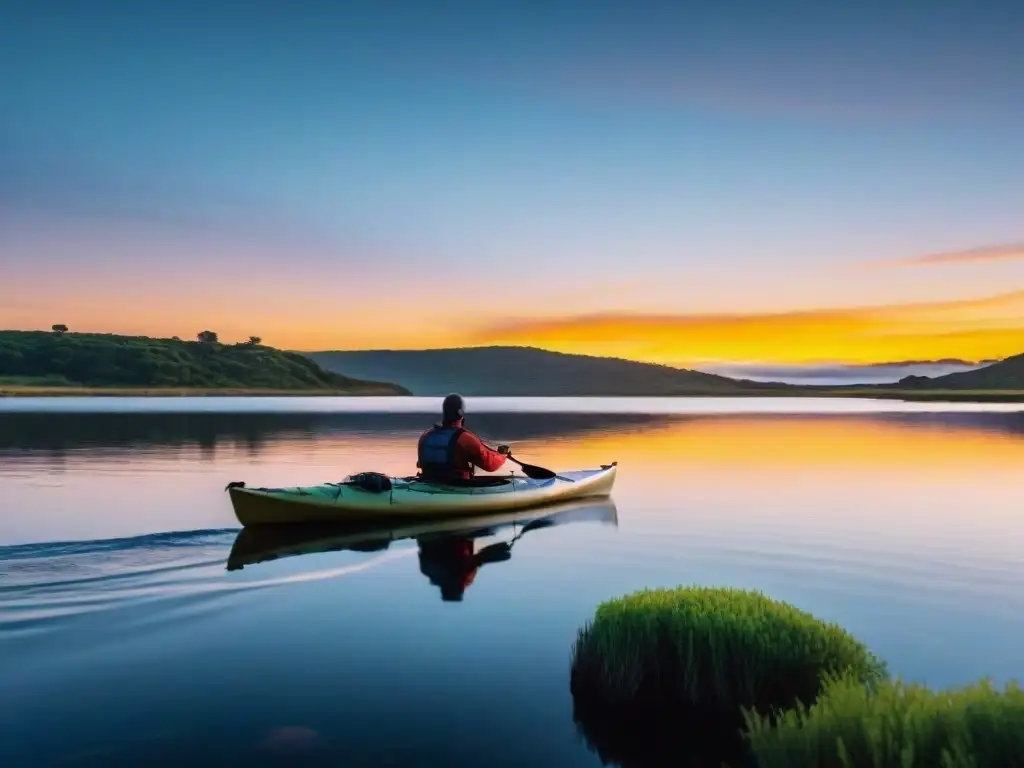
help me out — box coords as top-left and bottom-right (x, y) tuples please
(746, 675), (1024, 767)
(7, 381), (1024, 401)
(570, 586), (1022, 766)
(570, 586), (885, 766)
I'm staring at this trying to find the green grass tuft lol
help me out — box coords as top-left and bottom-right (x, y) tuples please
(745, 675), (1024, 768)
(569, 586), (886, 766)
(571, 586), (886, 714)
(569, 586), (1023, 766)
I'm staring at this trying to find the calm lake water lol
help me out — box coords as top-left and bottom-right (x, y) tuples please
(3, 398), (1024, 766)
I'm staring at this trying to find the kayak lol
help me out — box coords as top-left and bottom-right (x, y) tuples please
(226, 462), (617, 526)
(226, 495), (618, 570)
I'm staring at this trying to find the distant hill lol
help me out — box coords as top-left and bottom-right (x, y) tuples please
(878, 358), (993, 367)
(305, 346), (781, 396)
(0, 330), (409, 394)
(897, 352), (1024, 390)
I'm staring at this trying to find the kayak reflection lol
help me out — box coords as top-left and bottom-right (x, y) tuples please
(226, 497), (618, 600)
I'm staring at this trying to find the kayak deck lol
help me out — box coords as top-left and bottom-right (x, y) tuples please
(227, 463), (617, 526)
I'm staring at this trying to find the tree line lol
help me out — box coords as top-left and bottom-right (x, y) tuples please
(51, 325), (261, 347)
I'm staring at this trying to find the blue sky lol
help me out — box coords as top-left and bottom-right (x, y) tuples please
(2, 0), (1023, 360)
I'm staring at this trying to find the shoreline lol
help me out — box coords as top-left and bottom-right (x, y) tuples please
(0, 386), (406, 398)
(4, 386), (1024, 402)
(821, 389), (1024, 403)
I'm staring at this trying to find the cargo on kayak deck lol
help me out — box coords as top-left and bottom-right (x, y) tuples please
(226, 462), (618, 526)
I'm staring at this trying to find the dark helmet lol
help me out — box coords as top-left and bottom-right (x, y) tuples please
(442, 393), (465, 422)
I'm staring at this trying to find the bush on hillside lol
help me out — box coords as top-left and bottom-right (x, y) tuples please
(745, 675), (1024, 767)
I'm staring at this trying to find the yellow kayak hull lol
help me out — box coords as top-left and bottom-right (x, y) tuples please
(227, 463), (618, 526)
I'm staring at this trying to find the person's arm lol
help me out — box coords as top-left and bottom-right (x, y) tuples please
(457, 431), (509, 472)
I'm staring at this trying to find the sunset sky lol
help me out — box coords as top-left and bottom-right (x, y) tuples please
(2, 0), (1023, 368)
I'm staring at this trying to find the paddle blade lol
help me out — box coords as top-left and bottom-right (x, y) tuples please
(505, 453), (570, 481)
(510, 458), (556, 480)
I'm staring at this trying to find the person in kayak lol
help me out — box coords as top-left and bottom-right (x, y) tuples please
(416, 393), (510, 483)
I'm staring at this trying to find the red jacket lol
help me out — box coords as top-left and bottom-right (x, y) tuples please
(417, 419), (508, 479)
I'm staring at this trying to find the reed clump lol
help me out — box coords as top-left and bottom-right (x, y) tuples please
(569, 586), (886, 767)
(570, 586), (886, 715)
(745, 675), (1024, 768)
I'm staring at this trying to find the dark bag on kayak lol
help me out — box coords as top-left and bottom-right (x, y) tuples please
(343, 472), (393, 494)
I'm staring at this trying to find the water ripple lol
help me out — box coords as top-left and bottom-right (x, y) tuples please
(0, 528), (415, 635)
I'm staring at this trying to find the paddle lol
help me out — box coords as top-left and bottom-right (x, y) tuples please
(505, 454), (574, 482)
(510, 517), (556, 542)
(480, 516), (555, 562)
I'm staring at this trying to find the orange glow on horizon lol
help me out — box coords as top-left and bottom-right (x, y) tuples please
(470, 290), (1024, 366)
(5, 256), (1024, 364)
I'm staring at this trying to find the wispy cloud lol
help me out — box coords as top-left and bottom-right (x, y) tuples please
(880, 243), (1024, 268)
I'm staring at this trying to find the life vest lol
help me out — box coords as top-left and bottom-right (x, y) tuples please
(416, 424), (467, 482)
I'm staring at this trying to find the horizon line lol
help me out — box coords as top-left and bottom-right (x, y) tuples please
(0, 327), (1008, 369)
